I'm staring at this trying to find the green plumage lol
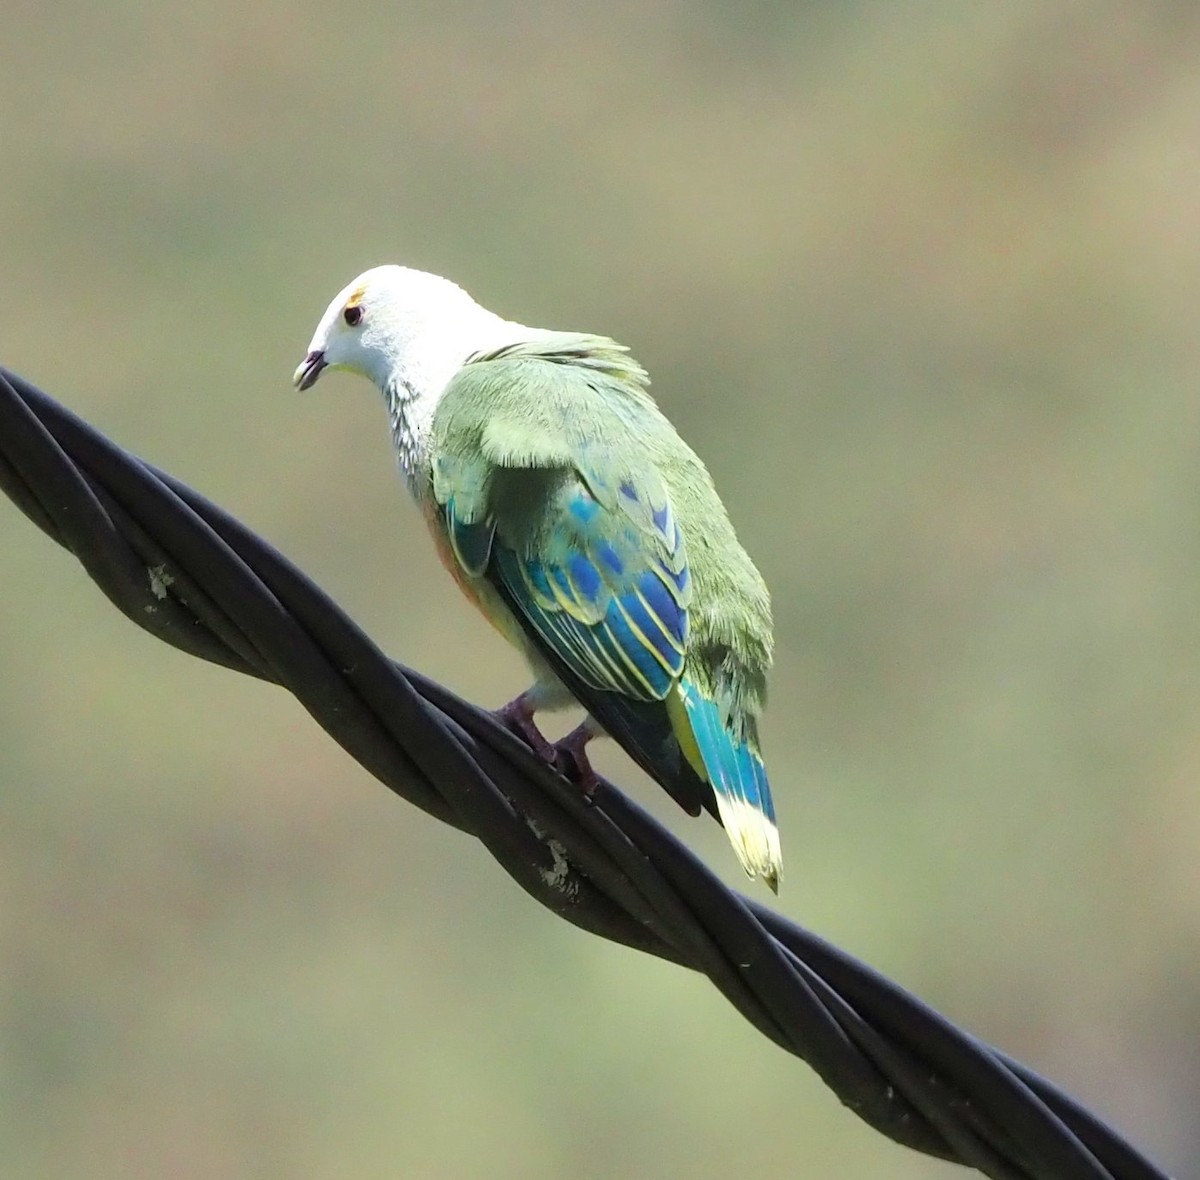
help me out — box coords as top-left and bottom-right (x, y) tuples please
(424, 332), (777, 882)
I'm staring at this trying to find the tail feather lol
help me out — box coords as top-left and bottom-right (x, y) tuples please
(670, 681), (782, 891)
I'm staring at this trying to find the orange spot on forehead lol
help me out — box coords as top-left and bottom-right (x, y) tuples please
(344, 284), (368, 310)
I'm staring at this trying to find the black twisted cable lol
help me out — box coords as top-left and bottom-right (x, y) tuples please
(0, 366), (1172, 1180)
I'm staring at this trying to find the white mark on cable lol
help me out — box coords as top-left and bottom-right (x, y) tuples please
(148, 564), (174, 601)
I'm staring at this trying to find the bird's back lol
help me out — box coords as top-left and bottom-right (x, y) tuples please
(427, 333), (778, 876)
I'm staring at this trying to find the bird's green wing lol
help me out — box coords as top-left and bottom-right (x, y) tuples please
(432, 341), (691, 702)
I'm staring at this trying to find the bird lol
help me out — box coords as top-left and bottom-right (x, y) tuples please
(293, 265), (781, 890)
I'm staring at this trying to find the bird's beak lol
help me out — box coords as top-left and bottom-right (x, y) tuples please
(293, 350), (327, 391)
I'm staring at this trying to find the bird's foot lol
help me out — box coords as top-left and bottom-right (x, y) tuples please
(553, 720), (604, 800)
(494, 692), (557, 764)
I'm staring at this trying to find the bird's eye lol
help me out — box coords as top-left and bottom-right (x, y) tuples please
(343, 304), (364, 327)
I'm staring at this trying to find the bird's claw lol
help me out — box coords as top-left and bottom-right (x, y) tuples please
(494, 696), (557, 764)
(554, 725), (603, 800)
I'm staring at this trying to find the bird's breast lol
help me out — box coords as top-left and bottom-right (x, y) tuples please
(418, 496), (530, 652)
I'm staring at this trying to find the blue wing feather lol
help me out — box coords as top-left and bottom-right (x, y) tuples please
(445, 497), (495, 577)
(492, 541), (685, 701)
(455, 474), (690, 703)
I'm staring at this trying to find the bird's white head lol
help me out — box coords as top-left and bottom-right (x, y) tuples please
(293, 264), (523, 479)
(293, 264), (513, 395)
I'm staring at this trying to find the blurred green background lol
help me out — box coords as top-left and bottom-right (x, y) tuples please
(1, 2), (1197, 1177)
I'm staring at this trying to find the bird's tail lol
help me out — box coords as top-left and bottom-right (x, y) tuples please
(668, 681), (782, 891)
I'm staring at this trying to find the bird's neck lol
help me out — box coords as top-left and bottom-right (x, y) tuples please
(378, 310), (539, 494)
(382, 374), (438, 491)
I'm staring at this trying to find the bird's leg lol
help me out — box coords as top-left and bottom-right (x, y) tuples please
(494, 689), (557, 764)
(553, 716), (606, 798)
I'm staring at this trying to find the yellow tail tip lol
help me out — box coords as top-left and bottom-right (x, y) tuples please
(712, 794), (783, 892)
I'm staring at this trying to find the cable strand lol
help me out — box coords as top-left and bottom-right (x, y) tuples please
(0, 367), (1172, 1180)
